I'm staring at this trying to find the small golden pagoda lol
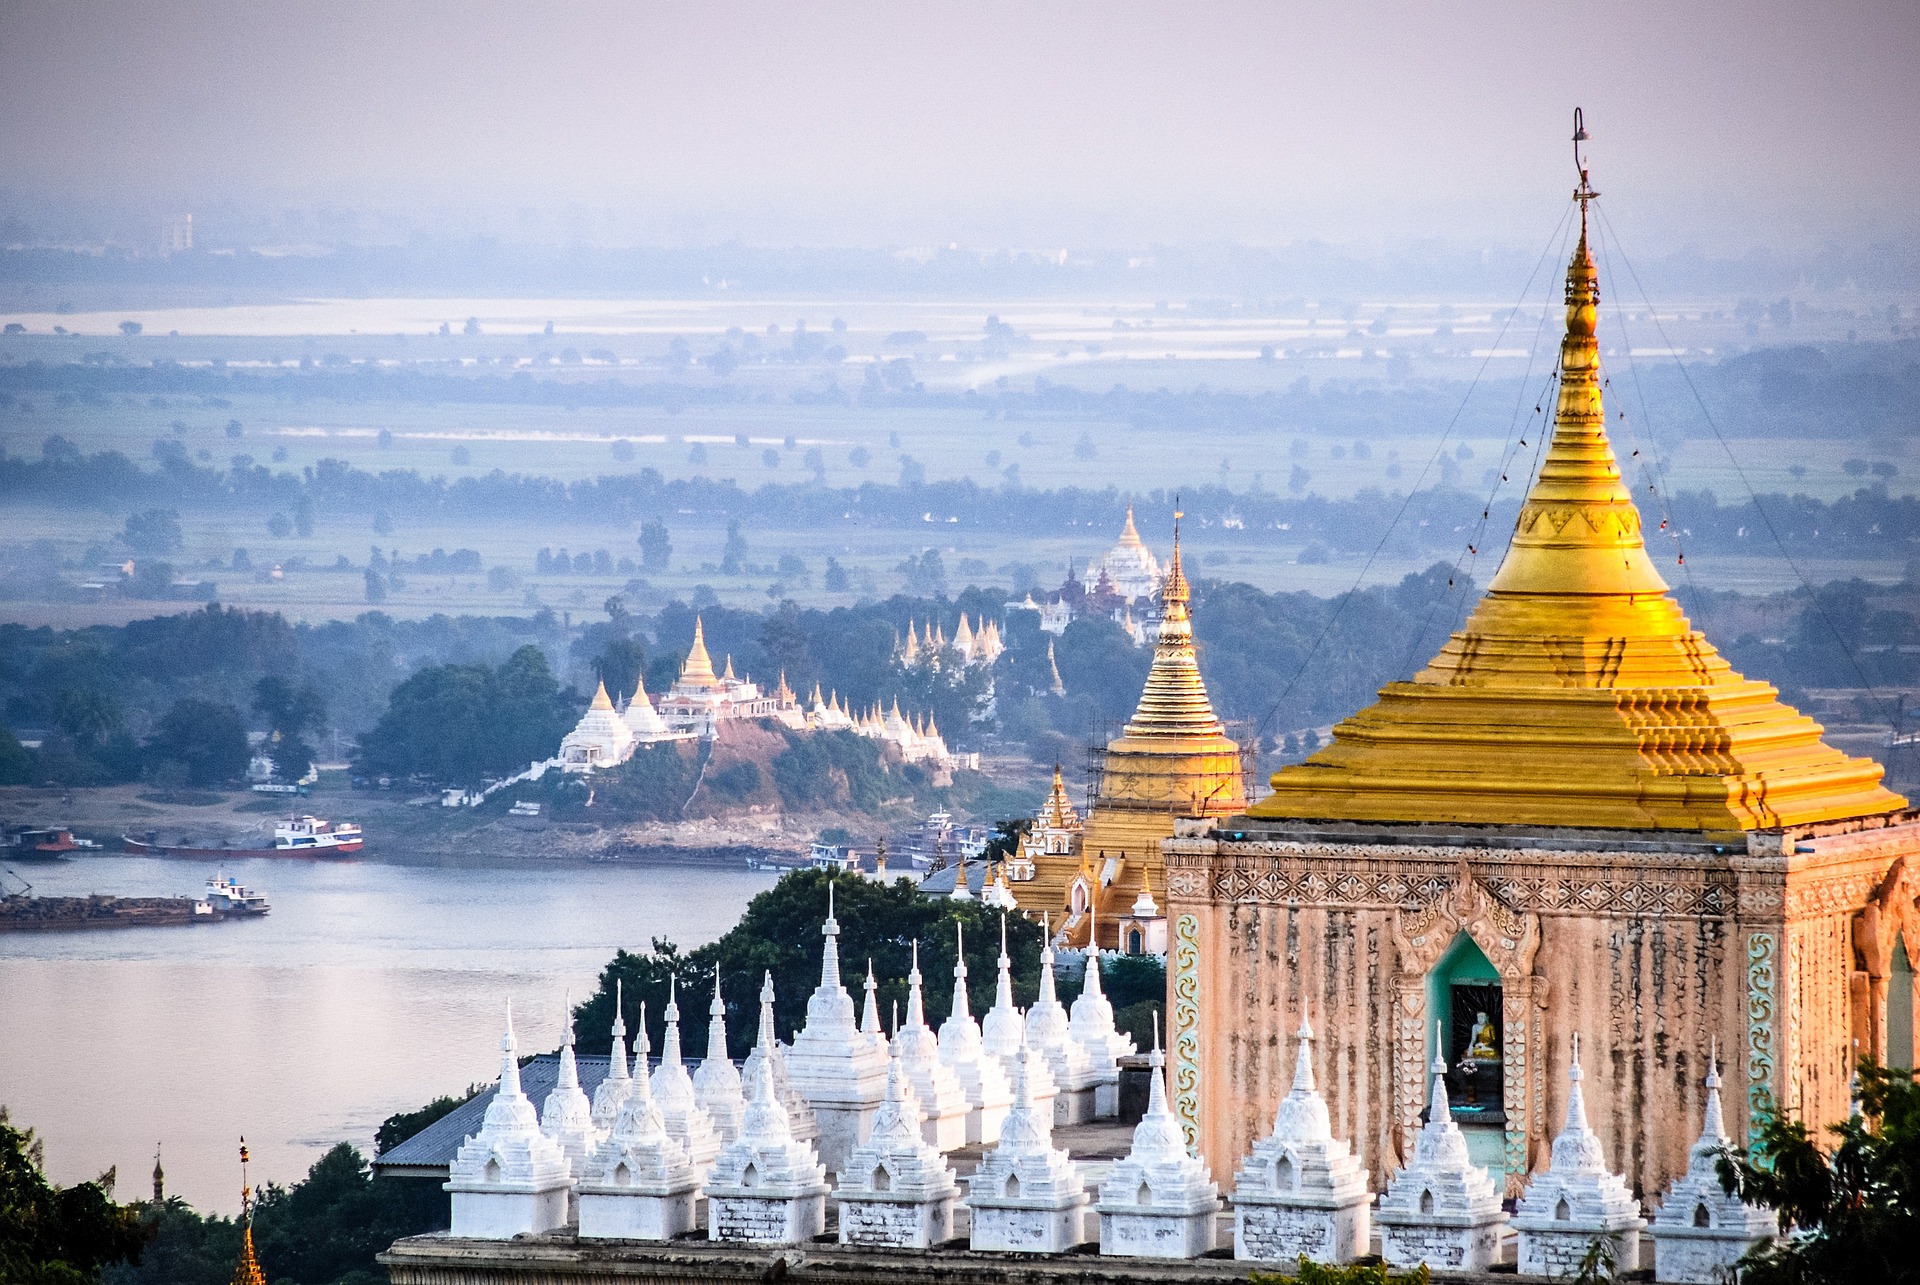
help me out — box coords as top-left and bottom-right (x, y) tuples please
(1018, 526), (1246, 947)
(1251, 212), (1903, 835)
(676, 617), (721, 688)
(231, 1140), (266, 1285)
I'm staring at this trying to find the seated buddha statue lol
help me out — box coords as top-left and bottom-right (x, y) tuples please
(1465, 1011), (1499, 1061)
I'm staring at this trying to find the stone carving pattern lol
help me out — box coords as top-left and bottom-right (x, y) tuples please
(1746, 932), (1776, 1160)
(1171, 912), (1202, 1153)
(1787, 931), (1803, 1117)
(1180, 847), (1733, 920)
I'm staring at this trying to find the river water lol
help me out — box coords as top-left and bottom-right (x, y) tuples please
(0, 854), (775, 1215)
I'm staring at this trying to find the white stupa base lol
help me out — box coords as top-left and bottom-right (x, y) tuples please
(837, 1194), (955, 1248)
(969, 1198), (1091, 1253)
(1379, 1214), (1509, 1272)
(577, 1187), (698, 1241)
(1517, 1223), (1643, 1277)
(804, 1102), (878, 1177)
(1652, 1226), (1776, 1283)
(920, 1106), (969, 1153)
(965, 1101), (1009, 1146)
(1234, 1199), (1370, 1263)
(1051, 1085), (1097, 1127)
(447, 1184), (571, 1240)
(1092, 1079), (1119, 1119)
(707, 1192), (827, 1245)
(1100, 1207), (1217, 1259)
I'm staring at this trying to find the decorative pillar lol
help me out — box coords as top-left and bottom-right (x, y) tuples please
(1170, 912), (1203, 1153)
(1744, 931), (1777, 1160)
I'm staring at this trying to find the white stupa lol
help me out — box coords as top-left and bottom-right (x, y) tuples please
(620, 676), (674, 741)
(740, 970), (819, 1145)
(1023, 920), (1100, 1125)
(1230, 1017), (1371, 1263)
(836, 1046), (961, 1248)
(539, 993), (596, 1213)
(936, 921), (1013, 1145)
(965, 1036), (1093, 1253)
(576, 1024), (700, 1241)
(445, 1002), (574, 1239)
(860, 959), (889, 1057)
(1650, 1045), (1779, 1282)
(892, 941), (971, 1151)
(693, 964), (749, 1145)
(589, 981), (635, 1137)
(1375, 1030), (1509, 1271)
(1513, 1034), (1647, 1276)
(784, 882), (889, 1174)
(705, 1046), (831, 1244)
(979, 916), (1060, 1122)
(649, 977), (723, 1181)
(1095, 1016), (1220, 1259)
(1066, 919), (1134, 1117)
(558, 679), (637, 771)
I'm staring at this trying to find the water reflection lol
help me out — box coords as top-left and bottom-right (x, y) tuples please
(0, 854), (774, 1214)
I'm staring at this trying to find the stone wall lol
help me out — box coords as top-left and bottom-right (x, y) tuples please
(1164, 816), (1919, 1198)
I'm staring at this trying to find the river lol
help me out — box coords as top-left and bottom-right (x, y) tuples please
(0, 853), (776, 1215)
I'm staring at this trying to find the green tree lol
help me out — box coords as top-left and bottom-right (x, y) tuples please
(145, 698), (248, 786)
(638, 519), (671, 572)
(0, 726), (32, 785)
(1717, 1059), (1919, 1285)
(0, 1107), (149, 1283)
(119, 510), (182, 556)
(720, 520), (748, 576)
(253, 677), (326, 779)
(354, 646), (574, 786)
(51, 688), (121, 750)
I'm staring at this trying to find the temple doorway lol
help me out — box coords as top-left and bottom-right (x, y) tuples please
(1424, 932), (1506, 1171)
(1891, 933), (1914, 1070)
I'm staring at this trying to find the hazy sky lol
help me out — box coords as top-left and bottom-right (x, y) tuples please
(3, 0), (1916, 250)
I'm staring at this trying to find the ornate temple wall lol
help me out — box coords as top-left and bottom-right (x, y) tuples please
(1163, 816), (1920, 1199)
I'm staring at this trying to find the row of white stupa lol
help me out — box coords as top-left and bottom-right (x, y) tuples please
(443, 901), (1776, 1281)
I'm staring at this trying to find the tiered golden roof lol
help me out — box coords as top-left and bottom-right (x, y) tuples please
(1251, 211), (1905, 835)
(678, 617), (720, 687)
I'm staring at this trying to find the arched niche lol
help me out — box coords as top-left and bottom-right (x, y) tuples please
(1391, 862), (1545, 1194)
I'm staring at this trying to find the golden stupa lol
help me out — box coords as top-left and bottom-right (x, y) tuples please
(1022, 527), (1247, 944)
(1251, 203), (1904, 835)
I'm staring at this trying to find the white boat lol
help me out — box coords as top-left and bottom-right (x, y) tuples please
(273, 816), (363, 854)
(203, 874), (271, 916)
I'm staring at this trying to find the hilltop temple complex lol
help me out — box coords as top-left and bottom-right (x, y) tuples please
(1163, 196), (1918, 1203)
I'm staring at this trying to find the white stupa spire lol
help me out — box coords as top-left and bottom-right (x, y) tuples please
(1099, 1013), (1220, 1258)
(705, 1047), (831, 1244)
(541, 992), (595, 1174)
(980, 912), (1026, 1064)
(1229, 1015), (1368, 1262)
(741, 969), (819, 1144)
(650, 976), (722, 1178)
(836, 1043), (961, 1247)
(1650, 1041), (1780, 1280)
(1513, 1033), (1647, 1274)
(1025, 913), (1098, 1114)
(938, 919), (1015, 1146)
(964, 1030), (1091, 1253)
(785, 886), (888, 1172)
(694, 963), (749, 1145)
(446, 1000), (573, 1238)
(591, 980), (634, 1133)
(861, 959), (888, 1054)
(576, 991), (700, 1241)
(892, 940), (971, 1150)
(1375, 1022), (1508, 1271)
(1069, 918), (1135, 1066)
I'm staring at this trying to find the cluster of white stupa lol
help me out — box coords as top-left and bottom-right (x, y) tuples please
(443, 900), (1775, 1276)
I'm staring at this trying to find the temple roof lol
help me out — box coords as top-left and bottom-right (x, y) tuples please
(1250, 208), (1905, 836)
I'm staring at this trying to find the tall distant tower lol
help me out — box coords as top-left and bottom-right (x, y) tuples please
(161, 214), (193, 256)
(1165, 117), (1916, 1199)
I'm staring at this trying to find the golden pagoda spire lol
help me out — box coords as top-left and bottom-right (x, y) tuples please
(589, 678), (614, 711)
(680, 617), (718, 686)
(1251, 116), (1904, 834)
(1042, 762), (1079, 829)
(231, 1140), (266, 1285)
(1120, 514), (1222, 739)
(1118, 504), (1144, 548)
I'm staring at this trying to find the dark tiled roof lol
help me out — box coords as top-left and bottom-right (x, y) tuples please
(375, 1054), (640, 1176)
(916, 863), (989, 896)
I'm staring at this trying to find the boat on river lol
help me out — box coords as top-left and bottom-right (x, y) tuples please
(122, 815), (363, 859)
(202, 873), (271, 916)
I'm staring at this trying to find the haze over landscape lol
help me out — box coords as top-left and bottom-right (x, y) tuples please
(2, 4), (1918, 1281)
